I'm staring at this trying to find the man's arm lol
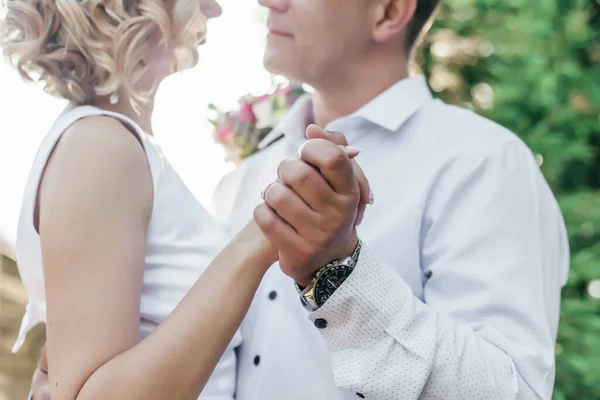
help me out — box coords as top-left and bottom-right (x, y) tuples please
(308, 141), (568, 399)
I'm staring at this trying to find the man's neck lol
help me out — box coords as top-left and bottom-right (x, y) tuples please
(311, 53), (409, 127)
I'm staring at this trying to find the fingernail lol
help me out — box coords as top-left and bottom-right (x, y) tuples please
(260, 183), (270, 199)
(297, 143), (307, 157)
(346, 146), (362, 153)
(339, 146), (361, 158)
(368, 188), (374, 205)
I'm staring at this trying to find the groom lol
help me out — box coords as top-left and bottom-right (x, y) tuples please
(212, 0), (569, 398)
(30, 0), (569, 398)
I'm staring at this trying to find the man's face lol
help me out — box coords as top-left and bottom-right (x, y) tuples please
(258, 0), (374, 86)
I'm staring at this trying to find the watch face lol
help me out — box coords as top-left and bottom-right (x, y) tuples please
(314, 264), (354, 307)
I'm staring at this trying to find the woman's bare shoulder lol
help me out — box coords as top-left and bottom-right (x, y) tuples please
(38, 114), (153, 229)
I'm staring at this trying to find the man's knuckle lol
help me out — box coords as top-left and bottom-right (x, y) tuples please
(328, 204), (344, 219)
(254, 204), (274, 229)
(327, 130), (348, 146)
(289, 166), (313, 187)
(330, 208), (349, 229)
(267, 186), (286, 208)
(301, 140), (318, 154)
(310, 227), (327, 245)
(312, 138), (329, 147)
(343, 191), (360, 206)
(277, 157), (294, 178)
(314, 211), (328, 227)
(304, 169), (321, 188)
(302, 138), (327, 156)
(325, 148), (347, 169)
(316, 206), (334, 224)
(318, 227), (336, 246)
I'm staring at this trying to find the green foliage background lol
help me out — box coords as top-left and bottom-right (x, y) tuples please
(413, 0), (600, 397)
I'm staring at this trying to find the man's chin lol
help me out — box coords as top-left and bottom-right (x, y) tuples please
(263, 55), (303, 83)
(264, 56), (288, 77)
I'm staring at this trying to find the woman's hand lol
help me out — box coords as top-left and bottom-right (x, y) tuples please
(233, 220), (279, 269)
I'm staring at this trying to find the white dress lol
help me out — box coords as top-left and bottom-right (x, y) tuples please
(13, 105), (240, 399)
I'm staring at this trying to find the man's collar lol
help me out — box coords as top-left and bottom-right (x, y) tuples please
(347, 75), (433, 132)
(258, 75), (433, 149)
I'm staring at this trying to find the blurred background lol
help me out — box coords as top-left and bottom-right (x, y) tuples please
(0, 0), (599, 398)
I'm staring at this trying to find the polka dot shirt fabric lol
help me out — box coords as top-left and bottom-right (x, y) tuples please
(310, 245), (549, 399)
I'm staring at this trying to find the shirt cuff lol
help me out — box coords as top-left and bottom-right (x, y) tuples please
(308, 243), (414, 351)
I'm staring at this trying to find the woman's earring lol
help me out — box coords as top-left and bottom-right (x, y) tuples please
(109, 92), (119, 104)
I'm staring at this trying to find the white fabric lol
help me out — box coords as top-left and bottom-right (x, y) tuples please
(210, 76), (570, 400)
(13, 105), (239, 399)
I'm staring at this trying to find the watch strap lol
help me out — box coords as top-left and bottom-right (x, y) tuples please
(297, 239), (362, 311)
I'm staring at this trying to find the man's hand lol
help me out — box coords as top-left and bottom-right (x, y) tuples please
(30, 344), (50, 400)
(254, 125), (372, 287)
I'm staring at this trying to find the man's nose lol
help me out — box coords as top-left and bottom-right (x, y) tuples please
(258, 0), (288, 13)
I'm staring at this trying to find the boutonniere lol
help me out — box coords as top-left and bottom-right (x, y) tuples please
(208, 84), (307, 164)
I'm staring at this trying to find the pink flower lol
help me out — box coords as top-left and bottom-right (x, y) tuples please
(216, 122), (234, 144)
(239, 101), (258, 124)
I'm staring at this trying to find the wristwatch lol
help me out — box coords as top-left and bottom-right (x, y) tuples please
(296, 240), (362, 312)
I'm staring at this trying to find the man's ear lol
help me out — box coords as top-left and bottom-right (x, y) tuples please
(371, 0), (417, 44)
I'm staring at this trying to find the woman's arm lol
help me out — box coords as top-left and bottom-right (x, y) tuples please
(39, 117), (276, 400)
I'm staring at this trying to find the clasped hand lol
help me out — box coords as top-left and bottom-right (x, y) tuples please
(254, 125), (373, 287)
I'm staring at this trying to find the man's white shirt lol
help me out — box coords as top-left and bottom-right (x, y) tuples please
(209, 76), (569, 400)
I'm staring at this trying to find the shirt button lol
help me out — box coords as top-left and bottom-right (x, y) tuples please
(268, 291), (277, 300)
(253, 355), (260, 366)
(314, 318), (328, 329)
(356, 394), (365, 398)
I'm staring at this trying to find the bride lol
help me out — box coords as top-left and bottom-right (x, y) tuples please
(0, 0), (367, 399)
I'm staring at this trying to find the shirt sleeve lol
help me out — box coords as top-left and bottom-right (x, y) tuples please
(309, 141), (569, 400)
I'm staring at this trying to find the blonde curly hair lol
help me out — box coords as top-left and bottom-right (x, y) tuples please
(0, 0), (207, 107)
